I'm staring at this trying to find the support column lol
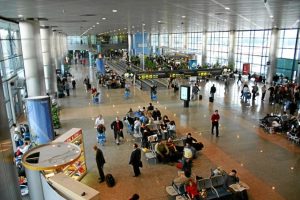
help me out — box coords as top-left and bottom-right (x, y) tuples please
(19, 20), (45, 97)
(0, 75), (22, 200)
(142, 25), (145, 70)
(56, 33), (62, 71)
(267, 28), (279, 84)
(40, 27), (55, 95)
(128, 33), (132, 62)
(228, 30), (236, 68)
(202, 31), (208, 66)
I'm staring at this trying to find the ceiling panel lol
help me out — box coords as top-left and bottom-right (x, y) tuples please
(0, 0), (299, 35)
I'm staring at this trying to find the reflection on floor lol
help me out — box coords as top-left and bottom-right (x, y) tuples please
(55, 64), (300, 200)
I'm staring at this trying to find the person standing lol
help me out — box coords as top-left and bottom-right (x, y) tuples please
(93, 145), (106, 183)
(251, 83), (258, 101)
(65, 81), (70, 96)
(95, 114), (105, 127)
(237, 73), (242, 84)
(261, 84), (267, 101)
(129, 143), (142, 177)
(71, 76), (76, 89)
(111, 117), (124, 145)
(210, 84), (216, 99)
(211, 110), (220, 137)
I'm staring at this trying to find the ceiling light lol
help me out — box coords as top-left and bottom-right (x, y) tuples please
(118, 29), (121, 31)
(270, 15), (273, 18)
(114, 30), (116, 32)
(142, 23), (145, 26)
(225, 7), (230, 10)
(112, 9), (117, 13)
(18, 14), (23, 18)
(177, 26), (180, 28)
(93, 25), (96, 27)
(157, 20), (161, 23)
(102, 17), (106, 20)
(124, 27), (127, 29)
(132, 26), (135, 28)
(96, 22), (99, 24)
(181, 16), (186, 18)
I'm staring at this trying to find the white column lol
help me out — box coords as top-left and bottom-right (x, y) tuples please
(19, 20), (45, 97)
(202, 31), (207, 66)
(142, 26), (145, 70)
(228, 30), (236, 68)
(41, 27), (55, 95)
(267, 28), (279, 84)
(128, 33), (132, 62)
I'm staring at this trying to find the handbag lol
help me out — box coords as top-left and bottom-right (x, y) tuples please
(139, 161), (143, 168)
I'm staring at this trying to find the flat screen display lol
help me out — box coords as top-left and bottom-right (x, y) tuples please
(180, 85), (190, 101)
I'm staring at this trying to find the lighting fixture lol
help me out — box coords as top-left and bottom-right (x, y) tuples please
(270, 15), (273, 18)
(93, 25), (96, 27)
(157, 20), (161, 23)
(181, 16), (186, 18)
(225, 7), (230, 10)
(18, 14), (23, 18)
(112, 9), (117, 13)
(124, 27), (127, 29)
(96, 22), (99, 24)
(132, 26), (135, 28)
(102, 17), (106, 20)
(118, 29), (121, 30)
(142, 23), (145, 26)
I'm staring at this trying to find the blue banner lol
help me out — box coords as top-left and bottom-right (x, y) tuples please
(26, 96), (54, 145)
(188, 60), (197, 70)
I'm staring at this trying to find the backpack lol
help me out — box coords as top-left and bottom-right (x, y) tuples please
(105, 174), (115, 187)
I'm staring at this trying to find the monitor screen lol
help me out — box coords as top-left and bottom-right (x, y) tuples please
(180, 85), (190, 101)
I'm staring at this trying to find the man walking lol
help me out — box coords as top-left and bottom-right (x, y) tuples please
(111, 117), (124, 145)
(210, 84), (216, 99)
(129, 143), (142, 177)
(211, 110), (220, 137)
(93, 145), (106, 183)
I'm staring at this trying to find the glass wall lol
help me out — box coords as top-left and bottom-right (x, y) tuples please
(234, 30), (271, 74)
(150, 34), (159, 54)
(207, 31), (229, 65)
(0, 19), (25, 126)
(187, 32), (202, 53)
(67, 36), (88, 44)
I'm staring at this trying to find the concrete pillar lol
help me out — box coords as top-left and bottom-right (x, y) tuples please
(128, 33), (132, 62)
(228, 30), (236, 68)
(51, 31), (59, 70)
(56, 33), (62, 70)
(267, 28), (279, 84)
(0, 75), (22, 200)
(19, 20), (45, 97)
(202, 31), (208, 66)
(142, 25), (145, 70)
(40, 27), (55, 95)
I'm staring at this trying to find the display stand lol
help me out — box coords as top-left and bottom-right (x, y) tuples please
(44, 128), (87, 180)
(49, 173), (99, 200)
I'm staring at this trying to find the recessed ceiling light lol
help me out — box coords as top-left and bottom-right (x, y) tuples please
(177, 26), (180, 28)
(274, 25), (277, 28)
(157, 20), (161, 23)
(93, 25), (96, 27)
(181, 16), (186, 18)
(270, 15), (273, 18)
(118, 29), (121, 30)
(124, 27), (127, 29)
(112, 9), (117, 13)
(114, 30), (116, 32)
(142, 23), (145, 26)
(132, 26), (135, 28)
(18, 14), (23, 18)
(102, 17), (106, 20)
(225, 7), (230, 10)
(96, 22), (99, 24)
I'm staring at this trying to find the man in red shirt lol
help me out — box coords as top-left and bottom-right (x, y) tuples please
(211, 110), (220, 137)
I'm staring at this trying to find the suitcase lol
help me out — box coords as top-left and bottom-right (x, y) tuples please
(105, 174), (115, 187)
(209, 97), (214, 102)
(199, 95), (202, 100)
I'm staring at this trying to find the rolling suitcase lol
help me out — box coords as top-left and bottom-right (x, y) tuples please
(105, 174), (115, 187)
(209, 97), (214, 102)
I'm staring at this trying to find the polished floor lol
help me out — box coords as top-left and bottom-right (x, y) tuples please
(55, 63), (300, 200)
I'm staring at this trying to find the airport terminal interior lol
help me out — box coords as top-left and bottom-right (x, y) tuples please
(0, 0), (300, 200)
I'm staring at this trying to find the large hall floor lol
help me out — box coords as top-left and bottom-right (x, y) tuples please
(54, 63), (300, 200)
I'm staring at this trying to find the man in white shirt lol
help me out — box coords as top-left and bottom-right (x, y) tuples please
(95, 114), (105, 127)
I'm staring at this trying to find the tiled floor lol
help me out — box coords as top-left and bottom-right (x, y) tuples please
(55, 63), (300, 200)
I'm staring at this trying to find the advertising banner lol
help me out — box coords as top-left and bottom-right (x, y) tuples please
(26, 96), (54, 145)
(242, 63), (251, 75)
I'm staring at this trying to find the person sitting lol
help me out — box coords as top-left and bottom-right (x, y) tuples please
(155, 140), (170, 163)
(173, 170), (192, 187)
(166, 137), (181, 162)
(152, 108), (162, 121)
(186, 180), (200, 200)
(225, 169), (239, 187)
(163, 115), (170, 124)
(147, 102), (154, 111)
(167, 121), (176, 138)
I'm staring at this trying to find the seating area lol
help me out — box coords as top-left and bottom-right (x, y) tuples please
(167, 169), (249, 200)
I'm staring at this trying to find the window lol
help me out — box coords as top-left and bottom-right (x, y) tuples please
(207, 31), (229, 66)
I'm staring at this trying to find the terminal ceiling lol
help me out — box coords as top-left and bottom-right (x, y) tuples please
(0, 0), (299, 35)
